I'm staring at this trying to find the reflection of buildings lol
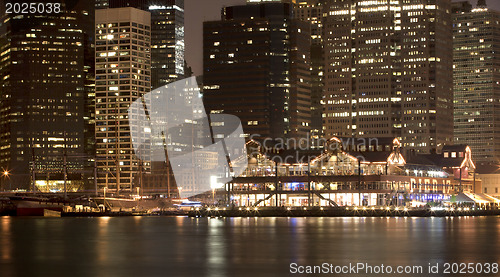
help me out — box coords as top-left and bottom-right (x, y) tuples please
(220, 137), (480, 207)
(321, 0), (454, 153)
(453, 1), (500, 164)
(0, 1), (94, 190)
(95, 7), (152, 193)
(203, 1), (312, 140)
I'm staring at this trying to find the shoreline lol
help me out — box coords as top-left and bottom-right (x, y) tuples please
(187, 207), (500, 218)
(2, 206), (500, 218)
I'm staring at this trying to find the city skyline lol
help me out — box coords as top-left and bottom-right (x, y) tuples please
(0, 2), (499, 276)
(185, 0), (500, 75)
(0, 0), (498, 191)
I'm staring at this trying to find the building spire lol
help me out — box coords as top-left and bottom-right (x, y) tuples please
(477, 0), (487, 8)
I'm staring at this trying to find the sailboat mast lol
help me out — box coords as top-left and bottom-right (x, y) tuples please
(31, 147), (36, 194)
(63, 133), (67, 200)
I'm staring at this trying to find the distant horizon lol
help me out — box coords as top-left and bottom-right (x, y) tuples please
(185, 0), (500, 76)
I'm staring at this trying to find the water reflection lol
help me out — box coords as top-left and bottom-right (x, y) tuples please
(207, 218), (226, 277)
(0, 217), (11, 261)
(97, 217), (111, 264)
(0, 216), (498, 277)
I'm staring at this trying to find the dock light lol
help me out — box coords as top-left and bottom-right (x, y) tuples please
(320, 207), (324, 210)
(239, 207), (242, 210)
(215, 207), (219, 211)
(3, 170), (9, 177)
(223, 208), (226, 211)
(207, 207), (211, 211)
(404, 208), (408, 212)
(254, 207), (258, 211)
(195, 208), (199, 211)
(303, 207), (307, 210)
(354, 207), (358, 211)
(386, 207), (391, 211)
(287, 207), (291, 211)
(450, 208), (454, 211)
(246, 207), (250, 211)
(363, 207), (367, 211)
(458, 208), (462, 211)
(346, 207), (349, 210)
(371, 207), (375, 210)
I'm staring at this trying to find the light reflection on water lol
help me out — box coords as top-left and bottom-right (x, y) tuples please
(0, 216), (499, 277)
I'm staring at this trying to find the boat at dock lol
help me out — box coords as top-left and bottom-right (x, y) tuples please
(9, 195), (66, 216)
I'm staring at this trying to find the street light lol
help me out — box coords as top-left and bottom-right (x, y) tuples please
(2, 170), (10, 191)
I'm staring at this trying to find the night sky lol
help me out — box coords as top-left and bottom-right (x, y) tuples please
(185, 0), (500, 75)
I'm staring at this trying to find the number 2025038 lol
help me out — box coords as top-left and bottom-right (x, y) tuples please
(5, 3), (61, 14)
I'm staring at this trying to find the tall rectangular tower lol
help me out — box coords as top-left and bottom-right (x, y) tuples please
(95, 7), (151, 193)
(203, 2), (311, 140)
(453, 1), (500, 164)
(106, 0), (185, 88)
(0, 1), (93, 190)
(322, 0), (453, 153)
(295, 0), (324, 140)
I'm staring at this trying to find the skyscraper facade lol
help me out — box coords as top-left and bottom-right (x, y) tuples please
(0, 1), (94, 190)
(322, 0), (454, 153)
(148, 0), (184, 88)
(453, 1), (500, 164)
(95, 7), (151, 192)
(203, 2), (311, 140)
(295, 0), (324, 139)
(104, 0), (185, 190)
(106, 0), (185, 89)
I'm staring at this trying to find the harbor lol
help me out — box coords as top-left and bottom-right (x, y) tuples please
(1, 190), (500, 218)
(1, 136), (500, 218)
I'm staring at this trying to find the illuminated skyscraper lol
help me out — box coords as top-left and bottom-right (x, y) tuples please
(295, 0), (324, 139)
(95, 7), (151, 192)
(0, 1), (94, 190)
(203, 2), (311, 140)
(322, 0), (454, 153)
(105, 0), (185, 88)
(453, 1), (500, 163)
(103, 0), (184, 190)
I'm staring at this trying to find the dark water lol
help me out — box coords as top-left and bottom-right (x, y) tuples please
(0, 216), (499, 277)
